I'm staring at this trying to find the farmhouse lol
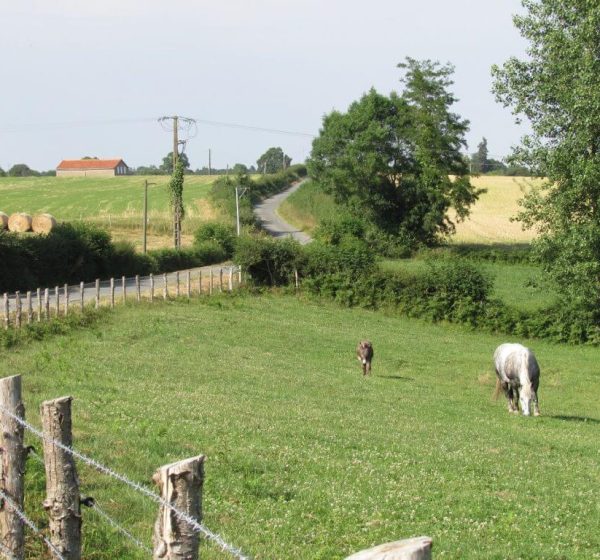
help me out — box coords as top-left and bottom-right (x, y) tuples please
(56, 158), (129, 177)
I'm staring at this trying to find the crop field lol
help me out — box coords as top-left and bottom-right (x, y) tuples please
(279, 176), (544, 245)
(0, 175), (217, 249)
(3, 294), (599, 559)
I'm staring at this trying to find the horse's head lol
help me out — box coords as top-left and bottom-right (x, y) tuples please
(520, 384), (534, 416)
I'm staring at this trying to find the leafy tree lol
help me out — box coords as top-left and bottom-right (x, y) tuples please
(168, 160), (185, 248)
(160, 152), (190, 174)
(0, 167), (6, 177)
(257, 147), (292, 174)
(232, 163), (249, 174)
(8, 164), (39, 177)
(492, 0), (600, 320)
(470, 137), (489, 173)
(308, 58), (481, 246)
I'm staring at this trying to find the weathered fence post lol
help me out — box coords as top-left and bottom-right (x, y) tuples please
(55, 286), (60, 318)
(37, 288), (42, 322)
(3, 294), (9, 330)
(136, 275), (141, 303)
(198, 271), (202, 294)
(175, 272), (180, 298)
(44, 288), (50, 321)
(40, 396), (81, 560)
(186, 271), (191, 299)
(79, 282), (84, 313)
(122, 276), (127, 304)
(295, 269), (299, 292)
(152, 455), (205, 560)
(14, 293), (21, 329)
(150, 274), (155, 302)
(110, 278), (115, 309)
(0, 375), (26, 559)
(238, 265), (242, 286)
(26, 292), (32, 325)
(163, 273), (168, 300)
(209, 269), (213, 295)
(95, 279), (100, 310)
(219, 268), (223, 293)
(228, 268), (233, 292)
(64, 284), (69, 317)
(345, 537), (433, 560)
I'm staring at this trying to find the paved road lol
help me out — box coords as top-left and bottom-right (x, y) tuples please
(253, 179), (312, 245)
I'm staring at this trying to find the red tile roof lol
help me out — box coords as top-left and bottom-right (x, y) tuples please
(56, 159), (127, 170)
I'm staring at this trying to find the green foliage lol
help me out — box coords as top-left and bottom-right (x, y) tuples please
(256, 147), (292, 174)
(193, 222), (236, 257)
(0, 167), (5, 177)
(308, 59), (482, 246)
(160, 151), (190, 174)
(8, 163), (38, 177)
(470, 137), (489, 174)
(492, 0), (600, 322)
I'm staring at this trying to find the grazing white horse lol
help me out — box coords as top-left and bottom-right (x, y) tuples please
(493, 343), (541, 416)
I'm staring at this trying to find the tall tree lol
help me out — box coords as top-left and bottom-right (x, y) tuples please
(160, 152), (190, 174)
(308, 58), (481, 245)
(471, 137), (489, 173)
(168, 160), (185, 248)
(257, 147), (292, 174)
(492, 0), (600, 323)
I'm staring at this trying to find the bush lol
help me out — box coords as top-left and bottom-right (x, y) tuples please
(193, 222), (236, 257)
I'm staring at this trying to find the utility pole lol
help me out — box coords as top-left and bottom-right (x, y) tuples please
(235, 183), (248, 236)
(172, 115), (179, 171)
(208, 149), (212, 176)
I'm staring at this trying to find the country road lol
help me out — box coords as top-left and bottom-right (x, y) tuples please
(253, 179), (312, 245)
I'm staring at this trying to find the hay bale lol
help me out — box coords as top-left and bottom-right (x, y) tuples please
(8, 213), (32, 233)
(0, 212), (8, 230)
(32, 213), (57, 234)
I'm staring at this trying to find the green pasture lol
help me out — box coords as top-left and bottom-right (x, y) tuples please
(0, 175), (216, 247)
(3, 294), (599, 559)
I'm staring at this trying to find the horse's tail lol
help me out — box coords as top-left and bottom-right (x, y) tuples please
(519, 350), (534, 399)
(492, 378), (502, 401)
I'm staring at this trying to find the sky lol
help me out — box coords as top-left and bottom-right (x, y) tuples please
(0, 0), (529, 172)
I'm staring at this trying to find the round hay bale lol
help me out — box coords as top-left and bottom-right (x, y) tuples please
(8, 213), (32, 233)
(0, 212), (8, 230)
(32, 213), (57, 234)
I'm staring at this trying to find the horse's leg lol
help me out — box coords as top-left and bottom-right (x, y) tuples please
(532, 391), (541, 416)
(507, 386), (519, 414)
(505, 384), (517, 413)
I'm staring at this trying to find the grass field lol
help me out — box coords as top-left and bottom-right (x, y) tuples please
(278, 177), (543, 245)
(0, 175), (217, 249)
(3, 294), (599, 559)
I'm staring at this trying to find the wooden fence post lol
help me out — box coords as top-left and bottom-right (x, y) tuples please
(186, 271), (191, 299)
(198, 271), (202, 295)
(55, 286), (60, 318)
(136, 275), (141, 303)
(209, 269), (213, 296)
(0, 375), (26, 559)
(345, 537), (433, 560)
(228, 268), (233, 292)
(238, 265), (242, 286)
(163, 273), (168, 300)
(295, 269), (299, 291)
(40, 397), (81, 560)
(44, 288), (50, 321)
(3, 294), (9, 330)
(37, 288), (42, 322)
(95, 280), (100, 310)
(26, 291), (32, 325)
(150, 274), (155, 302)
(152, 455), (205, 560)
(79, 282), (84, 313)
(110, 278), (115, 309)
(122, 276), (127, 304)
(175, 272), (180, 298)
(64, 284), (69, 317)
(14, 292), (21, 329)
(219, 268), (223, 293)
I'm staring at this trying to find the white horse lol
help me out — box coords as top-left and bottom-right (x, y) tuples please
(493, 343), (540, 416)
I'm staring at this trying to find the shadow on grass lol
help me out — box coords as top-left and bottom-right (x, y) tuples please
(377, 375), (414, 381)
(548, 415), (600, 425)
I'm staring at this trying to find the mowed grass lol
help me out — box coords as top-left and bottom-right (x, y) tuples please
(3, 294), (599, 559)
(278, 176), (544, 245)
(0, 175), (217, 249)
(380, 259), (556, 312)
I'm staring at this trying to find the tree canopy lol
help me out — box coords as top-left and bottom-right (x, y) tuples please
(160, 152), (190, 174)
(8, 164), (38, 177)
(257, 147), (292, 174)
(308, 58), (481, 246)
(492, 0), (600, 322)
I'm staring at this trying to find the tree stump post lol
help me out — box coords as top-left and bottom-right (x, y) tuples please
(345, 537), (433, 560)
(64, 284), (69, 317)
(14, 293), (21, 329)
(0, 375), (26, 559)
(40, 397), (81, 560)
(95, 280), (100, 310)
(110, 278), (115, 309)
(136, 276), (141, 303)
(152, 455), (205, 560)
(163, 273), (168, 300)
(186, 271), (191, 298)
(122, 276), (127, 304)
(150, 274), (155, 302)
(37, 288), (42, 322)
(79, 282), (84, 313)
(55, 286), (60, 318)
(26, 291), (32, 325)
(44, 288), (50, 321)
(3, 294), (9, 330)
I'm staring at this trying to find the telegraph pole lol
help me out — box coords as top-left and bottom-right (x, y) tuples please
(172, 116), (179, 170)
(208, 149), (212, 176)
